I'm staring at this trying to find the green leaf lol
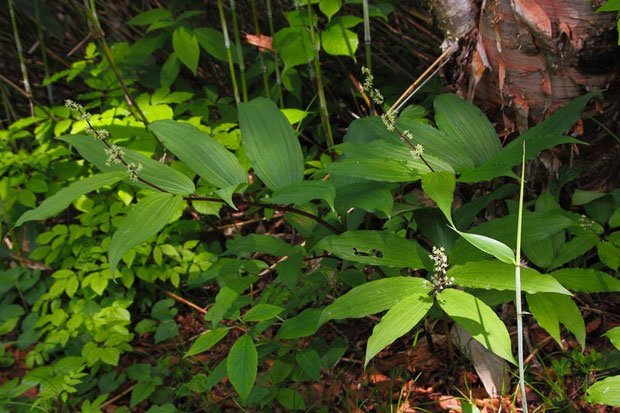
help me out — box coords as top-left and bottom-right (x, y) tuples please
(324, 158), (419, 182)
(434, 94), (501, 165)
(276, 388), (306, 410)
(335, 182), (394, 217)
(321, 25), (358, 57)
(265, 181), (335, 211)
(549, 231), (599, 269)
(319, 0), (342, 19)
(239, 98), (304, 190)
(15, 171), (126, 227)
(277, 308), (323, 339)
(598, 241), (620, 270)
(226, 234), (298, 257)
(421, 171), (455, 219)
(205, 276), (256, 327)
(365, 292), (433, 366)
(459, 91), (599, 183)
(186, 328), (231, 357)
(421, 171), (515, 264)
(550, 268), (620, 292)
(572, 189), (606, 205)
(321, 277), (430, 323)
(194, 28), (238, 63)
(131, 381), (157, 408)
(227, 334), (257, 400)
(609, 207), (620, 228)
(314, 231), (428, 269)
(59, 134), (195, 195)
(527, 293), (585, 349)
(597, 0), (620, 11)
(243, 304), (285, 322)
(129, 9), (172, 26)
(295, 349), (321, 380)
(155, 319), (179, 343)
(585, 376), (620, 406)
(109, 193), (183, 274)
(172, 27), (199, 75)
(604, 327), (620, 351)
(273, 27), (315, 68)
(150, 120), (247, 189)
(449, 261), (571, 295)
(160, 54), (180, 88)
(438, 288), (516, 364)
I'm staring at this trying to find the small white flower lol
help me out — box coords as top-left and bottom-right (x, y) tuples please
(64, 99), (83, 112)
(126, 162), (143, 181)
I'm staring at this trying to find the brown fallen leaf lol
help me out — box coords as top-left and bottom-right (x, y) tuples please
(245, 33), (273, 52)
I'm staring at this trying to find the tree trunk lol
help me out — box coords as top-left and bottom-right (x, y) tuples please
(429, 0), (620, 188)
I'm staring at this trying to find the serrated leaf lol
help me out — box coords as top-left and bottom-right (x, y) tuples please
(109, 193), (183, 274)
(314, 231), (427, 269)
(273, 27), (315, 68)
(227, 335), (257, 400)
(365, 292), (433, 366)
(15, 171), (126, 227)
(150, 120), (247, 189)
(438, 288), (516, 364)
(239, 98), (304, 190)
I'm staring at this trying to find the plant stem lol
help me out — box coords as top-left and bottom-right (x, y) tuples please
(229, 0), (248, 102)
(8, 0), (34, 115)
(306, 2), (334, 150)
(82, 0), (150, 127)
(251, 0), (271, 99)
(0, 74), (56, 120)
(216, 0), (241, 104)
(266, 0), (284, 107)
(515, 140), (528, 413)
(362, 0), (372, 71)
(35, 0), (53, 104)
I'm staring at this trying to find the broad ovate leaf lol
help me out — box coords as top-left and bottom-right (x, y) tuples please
(109, 193), (184, 274)
(239, 98), (304, 190)
(150, 120), (247, 189)
(227, 334), (257, 400)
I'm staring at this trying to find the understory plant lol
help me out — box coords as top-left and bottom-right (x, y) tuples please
(2, 1), (619, 412)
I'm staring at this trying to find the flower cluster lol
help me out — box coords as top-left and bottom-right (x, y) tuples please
(105, 145), (124, 166)
(426, 246), (454, 295)
(361, 66), (384, 105)
(401, 130), (424, 159)
(86, 128), (110, 140)
(579, 214), (593, 230)
(381, 111), (396, 131)
(126, 162), (143, 182)
(64, 99), (83, 112)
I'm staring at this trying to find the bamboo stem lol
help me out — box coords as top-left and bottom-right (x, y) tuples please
(229, 0), (248, 102)
(266, 0), (284, 106)
(251, 0), (271, 99)
(217, 0), (240, 104)
(35, 0), (53, 104)
(8, 0), (34, 115)
(306, 2), (334, 150)
(515, 141), (528, 413)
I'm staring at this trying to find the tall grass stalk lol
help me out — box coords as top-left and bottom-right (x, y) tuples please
(515, 141), (528, 413)
(266, 0), (284, 106)
(216, 0), (241, 104)
(229, 0), (248, 102)
(8, 0), (34, 115)
(362, 0), (372, 71)
(35, 0), (53, 104)
(82, 0), (149, 126)
(306, 2), (334, 150)
(251, 0), (271, 99)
